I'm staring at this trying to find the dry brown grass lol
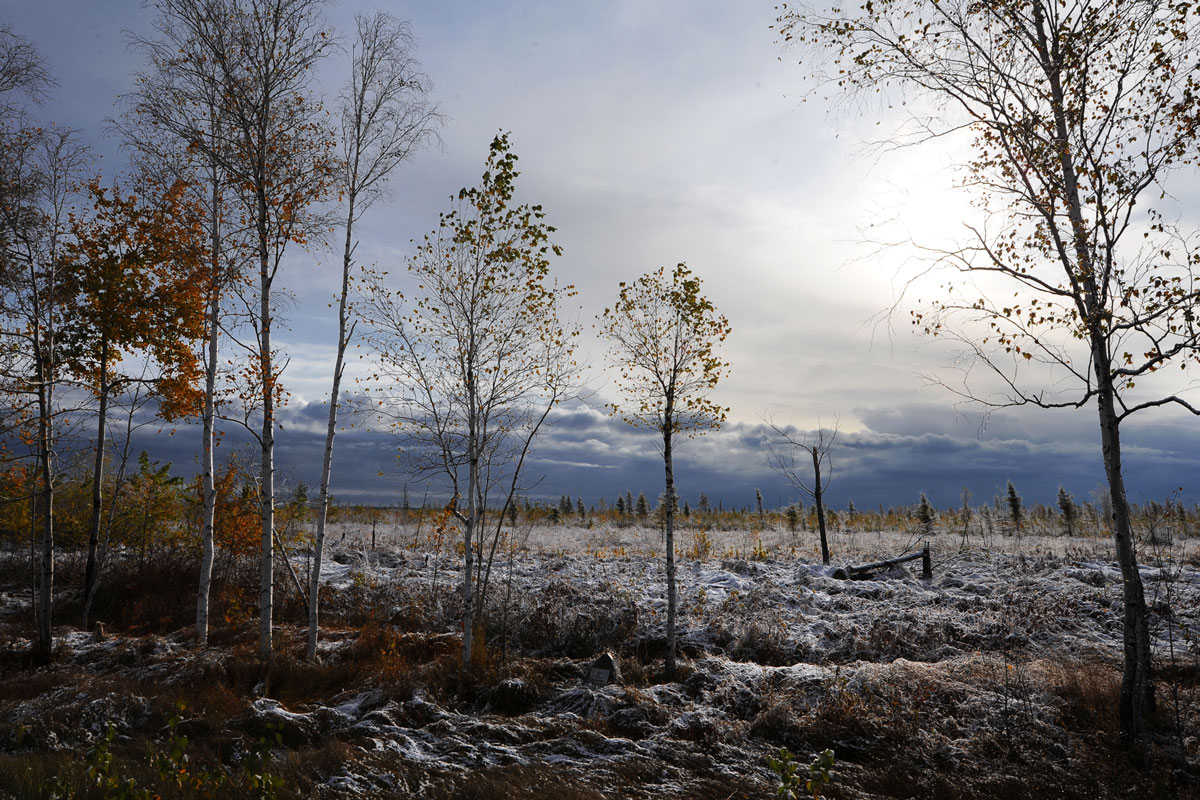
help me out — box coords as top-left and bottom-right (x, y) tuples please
(411, 760), (758, 800)
(6, 531), (1200, 799)
(1043, 659), (1122, 735)
(423, 764), (610, 800)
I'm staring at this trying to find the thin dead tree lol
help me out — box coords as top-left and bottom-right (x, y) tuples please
(307, 10), (441, 661)
(764, 417), (838, 564)
(778, 0), (1200, 747)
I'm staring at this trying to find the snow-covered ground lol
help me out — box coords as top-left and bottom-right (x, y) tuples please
(285, 524), (1200, 796)
(3, 524), (1200, 798)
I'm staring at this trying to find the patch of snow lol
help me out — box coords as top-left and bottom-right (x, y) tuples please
(331, 690), (383, 721)
(251, 697), (313, 726)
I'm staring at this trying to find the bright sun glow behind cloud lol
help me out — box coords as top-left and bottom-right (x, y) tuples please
(7, 0), (1200, 506)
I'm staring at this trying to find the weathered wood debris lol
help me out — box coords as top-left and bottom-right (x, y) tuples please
(832, 543), (932, 581)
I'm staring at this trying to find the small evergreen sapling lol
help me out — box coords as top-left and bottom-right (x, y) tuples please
(1006, 481), (1023, 534)
(1057, 486), (1077, 537)
(916, 493), (936, 537)
(635, 492), (649, 521)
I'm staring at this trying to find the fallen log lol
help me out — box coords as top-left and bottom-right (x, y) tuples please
(832, 544), (931, 580)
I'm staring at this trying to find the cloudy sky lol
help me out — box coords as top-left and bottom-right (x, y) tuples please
(8, 0), (1200, 510)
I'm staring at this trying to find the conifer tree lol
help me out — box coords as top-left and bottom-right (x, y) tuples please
(635, 492), (649, 521)
(1006, 481), (1023, 534)
(1057, 486), (1077, 538)
(916, 493), (936, 537)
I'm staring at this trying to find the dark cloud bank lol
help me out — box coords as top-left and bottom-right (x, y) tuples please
(135, 397), (1200, 512)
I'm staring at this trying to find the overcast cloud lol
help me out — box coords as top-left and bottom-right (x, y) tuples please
(7, 0), (1200, 509)
(129, 395), (1200, 511)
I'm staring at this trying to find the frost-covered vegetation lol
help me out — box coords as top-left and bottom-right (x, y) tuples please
(3, 501), (1200, 798)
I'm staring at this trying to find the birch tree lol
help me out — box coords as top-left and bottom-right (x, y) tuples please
(132, 0), (336, 659)
(599, 263), (730, 680)
(0, 24), (52, 114)
(224, 0), (335, 662)
(777, 0), (1200, 746)
(125, 0), (261, 647)
(0, 126), (91, 662)
(362, 133), (579, 675)
(0, 25), (86, 663)
(307, 10), (440, 661)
